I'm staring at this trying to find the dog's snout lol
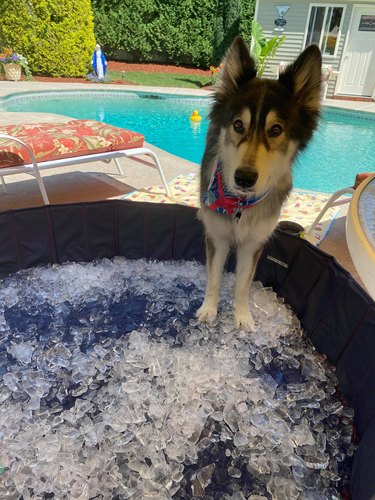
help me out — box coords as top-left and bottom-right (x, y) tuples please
(234, 169), (258, 190)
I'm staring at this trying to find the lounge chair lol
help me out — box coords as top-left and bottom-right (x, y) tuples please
(305, 173), (372, 236)
(0, 119), (171, 204)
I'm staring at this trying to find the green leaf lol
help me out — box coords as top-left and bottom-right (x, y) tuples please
(268, 36), (285, 55)
(251, 20), (266, 48)
(252, 39), (263, 61)
(0, 467), (6, 475)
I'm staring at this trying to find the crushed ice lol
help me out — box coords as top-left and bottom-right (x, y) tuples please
(0, 258), (355, 499)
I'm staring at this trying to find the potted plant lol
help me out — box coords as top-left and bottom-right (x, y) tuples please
(250, 20), (285, 77)
(0, 48), (32, 81)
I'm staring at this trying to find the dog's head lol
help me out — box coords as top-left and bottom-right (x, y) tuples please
(210, 37), (322, 196)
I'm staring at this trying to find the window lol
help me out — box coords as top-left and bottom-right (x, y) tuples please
(359, 15), (375, 32)
(305, 5), (345, 56)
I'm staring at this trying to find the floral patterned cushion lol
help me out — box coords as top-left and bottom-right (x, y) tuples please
(0, 120), (144, 168)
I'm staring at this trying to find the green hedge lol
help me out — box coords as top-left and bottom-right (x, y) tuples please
(92, 0), (255, 68)
(0, 0), (96, 77)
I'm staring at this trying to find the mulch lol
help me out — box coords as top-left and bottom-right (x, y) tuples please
(0, 61), (211, 85)
(108, 61), (210, 75)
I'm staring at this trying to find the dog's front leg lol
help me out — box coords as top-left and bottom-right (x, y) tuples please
(233, 242), (262, 331)
(196, 234), (231, 323)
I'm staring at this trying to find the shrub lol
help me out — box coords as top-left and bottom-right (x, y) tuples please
(212, 0), (242, 65)
(92, 0), (256, 69)
(152, 0), (217, 67)
(0, 0), (96, 77)
(92, 0), (158, 60)
(92, 0), (216, 67)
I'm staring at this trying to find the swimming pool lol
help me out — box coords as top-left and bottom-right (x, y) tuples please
(2, 90), (375, 193)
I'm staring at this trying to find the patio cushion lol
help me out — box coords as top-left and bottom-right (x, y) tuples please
(0, 120), (145, 168)
(353, 172), (372, 189)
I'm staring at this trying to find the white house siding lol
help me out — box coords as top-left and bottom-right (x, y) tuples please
(255, 0), (354, 97)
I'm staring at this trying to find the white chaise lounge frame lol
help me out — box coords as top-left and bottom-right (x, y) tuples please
(0, 134), (171, 205)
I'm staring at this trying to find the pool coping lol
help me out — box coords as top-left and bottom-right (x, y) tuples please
(2, 89), (375, 125)
(0, 82), (211, 102)
(0, 81), (374, 113)
(0, 88), (212, 109)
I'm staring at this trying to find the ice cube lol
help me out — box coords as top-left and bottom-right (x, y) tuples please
(196, 463), (215, 488)
(0, 258), (356, 498)
(7, 342), (34, 365)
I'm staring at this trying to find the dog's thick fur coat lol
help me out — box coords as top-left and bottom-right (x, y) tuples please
(197, 37), (322, 331)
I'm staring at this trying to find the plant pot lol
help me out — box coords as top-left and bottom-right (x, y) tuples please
(3, 63), (21, 81)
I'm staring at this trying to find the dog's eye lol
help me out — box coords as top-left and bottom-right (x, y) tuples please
(233, 119), (245, 134)
(269, 124), (283, 137)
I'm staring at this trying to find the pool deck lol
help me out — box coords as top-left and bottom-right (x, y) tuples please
(0, 80), (374, 287)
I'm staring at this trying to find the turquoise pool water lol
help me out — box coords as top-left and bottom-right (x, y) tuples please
(2, 90), (375, 193)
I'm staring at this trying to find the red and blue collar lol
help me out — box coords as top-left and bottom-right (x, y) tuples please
(202, 161), (272, 219)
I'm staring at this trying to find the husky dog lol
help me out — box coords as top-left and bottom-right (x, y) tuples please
(197, 37), (322, 331)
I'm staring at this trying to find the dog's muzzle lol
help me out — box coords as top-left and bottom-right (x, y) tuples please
(234, 169), (258, 190)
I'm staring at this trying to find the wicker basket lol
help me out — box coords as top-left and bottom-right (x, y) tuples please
(3, 63), (21, 81)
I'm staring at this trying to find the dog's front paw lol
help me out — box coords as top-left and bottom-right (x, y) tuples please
(196, 302), (218, 323)
(234, 309), (255, 332)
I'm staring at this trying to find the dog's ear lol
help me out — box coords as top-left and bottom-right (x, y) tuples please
(217, 37), (257, 97)
(279, 45), (322, 111)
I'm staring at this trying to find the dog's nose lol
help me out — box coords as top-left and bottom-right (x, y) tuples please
(234, 169), (258, 190)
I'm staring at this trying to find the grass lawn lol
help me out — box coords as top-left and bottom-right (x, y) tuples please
(107, 70), (211, 88)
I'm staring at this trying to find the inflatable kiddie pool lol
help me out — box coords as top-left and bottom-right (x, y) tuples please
(0, 199), (374, 499)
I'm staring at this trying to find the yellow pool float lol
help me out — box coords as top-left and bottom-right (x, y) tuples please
(190, 110), (202, 122)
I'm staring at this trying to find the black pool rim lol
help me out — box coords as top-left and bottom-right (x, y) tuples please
(0, 199), (374, 499)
